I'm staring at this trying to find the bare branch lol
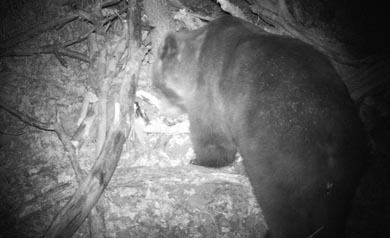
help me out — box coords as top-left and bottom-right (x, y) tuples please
(0, 101), (55, 131)
(0, 13), (79, 52)
(3, 45), (90, 63)
(0, 100), (85, 181)
(63, 27), (97, 47)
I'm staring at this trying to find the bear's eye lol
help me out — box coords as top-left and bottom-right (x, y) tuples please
(160, 35), (179, 60)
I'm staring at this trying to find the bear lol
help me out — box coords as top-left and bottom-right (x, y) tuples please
(152, 15), (368, 238)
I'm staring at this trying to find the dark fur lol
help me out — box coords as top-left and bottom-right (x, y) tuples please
(153, 16), (368, 238)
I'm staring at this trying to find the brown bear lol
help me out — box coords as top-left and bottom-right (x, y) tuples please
(152, 15), (368, 238)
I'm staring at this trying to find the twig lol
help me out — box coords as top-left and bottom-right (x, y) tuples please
(0, 9), (118, 64)
(4, 46), (90, 63)
(53, 122), (86, 181)
(102, 0), (123, 8)
(307, 226), (324, 238)
(63, 27), (97, 47)
(0, 101), (55, 131)
(0, 13), (79, 52)
(0, 101), (85, 180)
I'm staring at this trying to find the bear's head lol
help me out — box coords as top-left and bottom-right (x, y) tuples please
(152, 28), (207, 117)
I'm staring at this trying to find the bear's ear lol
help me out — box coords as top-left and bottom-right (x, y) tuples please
(159, 34), (179, 61)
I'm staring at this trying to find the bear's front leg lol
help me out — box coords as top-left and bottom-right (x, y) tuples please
(189, 119), (237, 168)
